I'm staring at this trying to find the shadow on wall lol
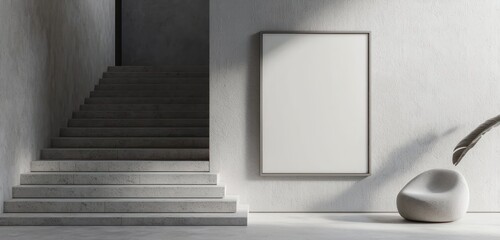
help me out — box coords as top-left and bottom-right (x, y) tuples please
(327, 127), (458, 211)
(18, 0), (109, 139)
(0, 0), (113, 210)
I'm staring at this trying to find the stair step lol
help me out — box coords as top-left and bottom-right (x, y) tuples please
(73, 111), (209, 119)
(40, 148), (209, 160)
(60, 127), (209, 137)
(107, 65), (209, 72)
(100, 78), (208, 84)
(20, 172), (217, 185)
(0, 205), (248, 226)
(90, 90), (208, 97)
(67, 119), (209, 127)
(31, 161), (209, 172)
(12, 185), (225, 198)
(52, 137), (209, 148)
(95, 84), (208, 91)
(4, 197), (237, 213)
(85, 97), (208, 104)
(103, 72), (208, 78)
(80, 104), (208, 112)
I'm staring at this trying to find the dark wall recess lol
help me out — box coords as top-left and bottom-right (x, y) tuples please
(115, 0), (122, 66)
(120, 0), (209, 66)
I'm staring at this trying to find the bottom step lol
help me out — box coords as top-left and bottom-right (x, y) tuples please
(0, 205), (248, 226)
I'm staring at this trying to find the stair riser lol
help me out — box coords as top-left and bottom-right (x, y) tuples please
(31, 161), (210, 172)
(72, 112), (209, 119)
(95, 84), (208, 91)
(67, 119), (209, 127)
(103, 72), (208, 78)
(107, 66), (209, 72)
(60, 128), (209, 137)
(40, 149), (209, 160)
(12, 186), (225, 198)
(85, 97), (208, 104)
(20, 173), (217, 185)
(4, 201), (236, 213)
(52, 138), (209, 148)
(90, 91), (208, 97)
(80, 104), (208, 112)
(100, 78), (208, 84)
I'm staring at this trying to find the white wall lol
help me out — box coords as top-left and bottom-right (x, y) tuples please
(0, 0), (114, 210)
(210, 0), (500, 212)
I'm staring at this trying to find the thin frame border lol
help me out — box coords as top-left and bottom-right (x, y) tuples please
(259, 31), (371, 177)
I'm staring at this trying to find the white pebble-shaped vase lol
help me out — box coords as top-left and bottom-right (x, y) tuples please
(397, 169), (469, 222)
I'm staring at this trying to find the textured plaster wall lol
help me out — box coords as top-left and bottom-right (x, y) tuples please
(0, 0), (114, 211)
(210, 0), (500, 212)
(122, 0), (209, 66)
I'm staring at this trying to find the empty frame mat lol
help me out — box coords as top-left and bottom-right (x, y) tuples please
(260, 32), (370, 176)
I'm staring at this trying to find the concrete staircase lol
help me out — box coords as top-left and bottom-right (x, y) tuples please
(0, 66), (248, 226)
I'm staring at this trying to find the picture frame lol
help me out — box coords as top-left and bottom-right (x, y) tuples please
(260, 31), (371, 176)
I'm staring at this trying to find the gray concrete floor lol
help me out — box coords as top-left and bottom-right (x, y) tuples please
(0, 213), (499, 240)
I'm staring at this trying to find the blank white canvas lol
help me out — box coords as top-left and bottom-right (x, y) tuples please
(261, 33), (369, 175)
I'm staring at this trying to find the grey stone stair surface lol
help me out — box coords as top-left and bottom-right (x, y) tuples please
(107, 65), (209, 72)
(60, 127), (209, 137)
(12, 185), (225, 198)
(40, 148), (209, 160)
(31, 161), (210, 172)
(90, 90), (208, 97)
(100, 78), (208, 84)
(67, 119), (209, 127)
(85, 97), (208, 104)
(1, 66), (247, 226)
(103, 72), (209, 78)
(52, 137), (209, 148)
(80, 104), (208, 111)
(0, 205), (248, 226)
(4, 197), (237, 213)
(20, 172), (217, 185)
(73, 111), (209, 119)
(95, 84), (208, 91)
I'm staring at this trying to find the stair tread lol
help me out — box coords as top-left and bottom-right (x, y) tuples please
(60, 127), (209, 137)
(6, 196), (237, 202)
(105, 71), (209, 74)
(72, 111), (209, 119)
(31, 160), (210, 172)
(14, 184), (223, 187)
(68, 118), (210, 120)
(99, 79), (209, 84)
(36, 159), (208, 161)
(73, 111), (209, 113)
(0, 205), (249, 226)
(53, 137), (209, 139)
(85, 97), (208, 104)
(80, 103), (209, 105)
(12, 185), (225, 198)
(22, 172), (214, 175)
(62, 127), (208, 128)
(107, 66), (209, 72)
(96, 84), (208, 86)
(42, 148), (209, 150)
